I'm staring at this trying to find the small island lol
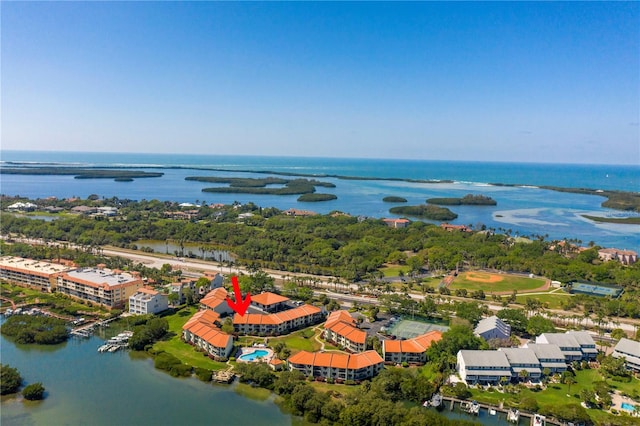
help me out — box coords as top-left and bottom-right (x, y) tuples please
(297, 193), (337, 202)
(382, 196), (407, 203)
(186, 176), (336, 195)
(581, 215), (640, 225)
(389, 204), (458, 220)
(0, 167), (163, 181)
(426, 194), (497, 206)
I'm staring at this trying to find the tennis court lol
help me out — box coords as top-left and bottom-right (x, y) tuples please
(570, 282), (623, 298)
(387, 319), (449, 339)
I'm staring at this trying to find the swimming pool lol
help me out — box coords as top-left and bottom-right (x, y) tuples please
(621, 402), (636, 411)
(238, 349), (270, 362)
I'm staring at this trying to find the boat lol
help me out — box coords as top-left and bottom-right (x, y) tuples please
(460, 401), (472, 412)
(489, 408), (497, 415)
(430, 393), (442, 408)
(470, 400), (480, 415)
(533, 414), (545, 426)
(98, 344), (111, 352)
(507, 408), (520, 423)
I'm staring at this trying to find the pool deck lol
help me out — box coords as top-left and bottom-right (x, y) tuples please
(237, 346), (275, 363)
(611, 391), (639, 415)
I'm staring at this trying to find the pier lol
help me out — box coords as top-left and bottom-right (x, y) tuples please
(439, 396), (559, 425)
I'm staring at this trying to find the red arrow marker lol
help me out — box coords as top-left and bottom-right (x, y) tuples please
(226, 276), (251, 316)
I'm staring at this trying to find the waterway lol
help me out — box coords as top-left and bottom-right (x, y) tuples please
(0, 322), (294, 426)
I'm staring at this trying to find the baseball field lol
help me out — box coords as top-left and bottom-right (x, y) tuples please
(447, 271), (548, 294)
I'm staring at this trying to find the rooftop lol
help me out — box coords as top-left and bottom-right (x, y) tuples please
(0, 256), (74, 276)
(251, 292), (289, 306)
(384, 330), (443, 354)
(458, 350), (511, 368)
(475, 315), (510, 335)
(233, 304), (321, 326)
(63, 267), (141, 288)
(288, 350), (383, 370)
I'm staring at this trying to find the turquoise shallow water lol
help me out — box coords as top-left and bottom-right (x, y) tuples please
(239, 349), (270, 361)
(1, 150), (639, 251)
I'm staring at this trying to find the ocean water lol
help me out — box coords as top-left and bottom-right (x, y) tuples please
(1, 150), (639, 251)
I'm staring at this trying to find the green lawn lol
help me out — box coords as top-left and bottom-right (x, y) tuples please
(233, 382), (273, 401)
(514, 292), (573, 310)
(380, 266), (411, 277)
(449, 271), (546, 293)
(1, 282), (108, 316)
(468, 369), (638, 425)
(153, 306), (228, 371)
(269, 328), (321, 352)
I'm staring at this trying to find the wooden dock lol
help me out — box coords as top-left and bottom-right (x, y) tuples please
(439, 396), (561, 425)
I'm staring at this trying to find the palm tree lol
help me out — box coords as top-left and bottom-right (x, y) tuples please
(519, 369), (529, 382)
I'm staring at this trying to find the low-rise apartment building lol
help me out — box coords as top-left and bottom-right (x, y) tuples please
(200, 288), (234, 316)
(536, 331), (597, 361)
(129, 287), (169, 315)
(474, 315), (511, 341)
(524, 343), (567, 374)
(498, 348), (542, 381)
(251, 292), (290, 313)
(323, 310), (366, 353)
(382, 331), (443, 365)
(0, 256), (73, 292)
(182, 310), (233, 360)
(287, 350), (384, 381)
(457, 350), (512, 385)
(57, 266), (144, 308)
(612, 338), (640, 373)
(233, 304), (323, 335)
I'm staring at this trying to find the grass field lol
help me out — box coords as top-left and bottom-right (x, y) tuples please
(449, 271), (547, 293)
(380, 265), (411, 277)
(515, 292), (573, 310)
(153, 306), (228, 371)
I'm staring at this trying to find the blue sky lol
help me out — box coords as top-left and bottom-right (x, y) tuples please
(2, 2), (638, 164)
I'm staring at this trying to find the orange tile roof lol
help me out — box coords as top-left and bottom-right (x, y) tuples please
(252, 292), (289, 306)
(137, 287), (159, 295)
(325, 310), (356, 329)
(233, 304), (321, 326)
(326, 321), (366, 345)
(288, 350), (382, 370)
(182, 310), (230, 349)
(383, 330), (442, 354)
(269, 358), (284, 365)
(200, 288), (228, 310)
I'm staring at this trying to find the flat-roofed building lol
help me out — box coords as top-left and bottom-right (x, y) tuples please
(233, 304), (323, 336)
(612, 338), (640, 373)
(456, 350), (512, 385)
(129, 287), (169, 315)
(182, 310), (233, 360)
(57, 266), (143, 308)
(287, 350), (384, 381)
(0, 256), (74, 292)
(524, 343), (567, 374)
(383, 331), (443, 365)
(251, 292), (290, 313)
(498, 348), (542, 381)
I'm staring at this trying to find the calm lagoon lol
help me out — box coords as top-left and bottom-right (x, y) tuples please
(0, 323), (293, 426)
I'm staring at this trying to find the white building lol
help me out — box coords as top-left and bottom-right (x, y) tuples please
(498, 348), (542, 381)
(474, 315), (511, 341)
(456, 350), (512, 385)
(612, 338), (640, 373)
(129, 287), (169, 315)
(536, 331), (597, 362)
(524, 343), (567, 374)
(0, 256), (74, 292)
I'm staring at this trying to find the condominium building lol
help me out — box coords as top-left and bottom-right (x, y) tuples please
(382, 330), (443, 365)
(456, 350), (512, 385)
(0, 256), (74, 292)
(323, 310), (366, 353)
(233, 304), (323, 335)
(200, 288), (234, 316)
(287, 350), (384, 381)
(182, 310), (233, 360)
(536, 331), (597, 361)
(498, 348), (542, 380)
(474, 315), (511, 341)
(251, 292), (290, 313)
(612, 338), (640, 373)
(129, 287), (169, 315)
(524, 344), (567, 374)
(57, 266), (144, 308)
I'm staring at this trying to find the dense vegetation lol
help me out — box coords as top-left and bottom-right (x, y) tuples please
(0, 167), (163, 180)
(128, 317), (169, 350)
(389, 204), (458, 220)
(2, 196), (640, 315)
(297, 193), (337, 202)
(0, 315), (69, 344)
(186, 176), (335, 195)
(426, 194), (497, 206)
(236, 362), (471, 426)
(22, 383), (45, 400)
(382, 196), (407, 203)
(1, 364), (22, 395)
(581, 215), (640, 225)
